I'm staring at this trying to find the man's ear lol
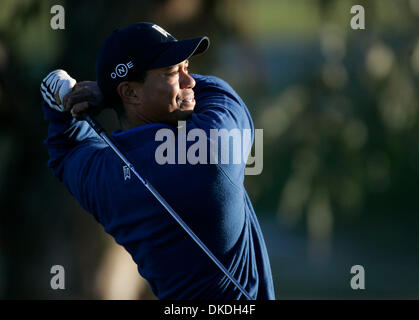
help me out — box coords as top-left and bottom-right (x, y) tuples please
(117, 81), (142, 104)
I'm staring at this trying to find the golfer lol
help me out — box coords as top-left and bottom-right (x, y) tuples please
(41, 22), (275, 300)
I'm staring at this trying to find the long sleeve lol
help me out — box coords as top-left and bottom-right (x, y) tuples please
(191, 74), (254, 134)
(42, 102), (108, 220)
(187, 74), (255, 185)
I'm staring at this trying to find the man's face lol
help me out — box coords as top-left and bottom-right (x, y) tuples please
(136, 59), (196, 126)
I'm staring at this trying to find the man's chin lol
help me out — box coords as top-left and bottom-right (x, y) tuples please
(179, 106), (195, 112)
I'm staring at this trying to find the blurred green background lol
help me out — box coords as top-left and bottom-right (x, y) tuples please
(0, 0), (418, 299)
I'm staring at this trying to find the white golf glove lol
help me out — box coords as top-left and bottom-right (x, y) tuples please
(40, 69), (76, 112)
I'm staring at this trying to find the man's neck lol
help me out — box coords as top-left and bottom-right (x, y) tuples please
(119, 105), (151, 131)
(120, 116), (149, 131)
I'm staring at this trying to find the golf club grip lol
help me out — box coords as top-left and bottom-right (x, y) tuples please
(80, 113), (104, 135)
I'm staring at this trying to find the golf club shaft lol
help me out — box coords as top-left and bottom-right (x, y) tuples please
(81, 113), (253, 300)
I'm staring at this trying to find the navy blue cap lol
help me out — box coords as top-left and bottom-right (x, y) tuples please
(96, 22), (210, 101)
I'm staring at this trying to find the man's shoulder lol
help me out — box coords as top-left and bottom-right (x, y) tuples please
(191, 73), (223, 83)
(191, 74), (235, 93)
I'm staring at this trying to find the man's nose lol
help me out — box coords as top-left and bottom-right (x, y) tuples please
(180, 71), (196, 89)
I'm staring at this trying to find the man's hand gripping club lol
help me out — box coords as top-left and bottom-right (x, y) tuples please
(40, 69), (104, 118)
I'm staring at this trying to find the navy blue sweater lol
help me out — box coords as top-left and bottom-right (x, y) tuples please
(43, 74), (275, 300)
